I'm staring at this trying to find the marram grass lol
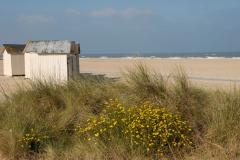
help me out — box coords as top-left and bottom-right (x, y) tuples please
(0, 65), (239, 159)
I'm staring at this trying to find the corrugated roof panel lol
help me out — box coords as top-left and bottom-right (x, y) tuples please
(24, 40), (80, 54)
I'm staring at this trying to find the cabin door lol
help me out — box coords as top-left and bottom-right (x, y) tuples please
(67, 56), (73, 80)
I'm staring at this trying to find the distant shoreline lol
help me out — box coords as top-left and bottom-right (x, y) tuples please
(80, 51), (240, 59)
(80, 56), (240, 60)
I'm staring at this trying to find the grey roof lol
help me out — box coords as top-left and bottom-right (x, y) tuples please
(24, 40), (80, 54)
(2, 44), (26, 54)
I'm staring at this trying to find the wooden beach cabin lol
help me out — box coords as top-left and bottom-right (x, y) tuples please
(2, 44), (26, 76)
(24, 40), (80, 82)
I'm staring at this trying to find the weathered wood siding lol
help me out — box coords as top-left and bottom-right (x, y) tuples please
(25, 53), (68, 82)
(67, 54), (79, 78)
(73, 54), (80, 75)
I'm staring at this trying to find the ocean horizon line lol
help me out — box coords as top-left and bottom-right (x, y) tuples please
(80, 51), (240, 59)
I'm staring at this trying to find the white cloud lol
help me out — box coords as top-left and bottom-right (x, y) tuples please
(65, 8), (154, 18)
(17, 15), (54, 24)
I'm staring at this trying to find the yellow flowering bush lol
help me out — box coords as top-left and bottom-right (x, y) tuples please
(75, 99), (126, 142)
(124, 102), (193, 154)
(18, 129), (48, 153)
(76, 99), (193, 155)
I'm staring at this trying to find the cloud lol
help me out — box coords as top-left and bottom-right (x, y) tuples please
(17, 15), (54, 24)
(65, 8), (154, 18)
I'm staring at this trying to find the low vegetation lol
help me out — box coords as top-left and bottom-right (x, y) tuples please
(77, 99), (193, 158)
(0, 64), (239, 159)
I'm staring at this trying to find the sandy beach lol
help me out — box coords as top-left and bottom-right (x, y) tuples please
(79, 58), (240, 88)
(0, 58), (240, 98)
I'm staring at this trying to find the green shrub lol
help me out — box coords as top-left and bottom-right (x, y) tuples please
(18, 129), (48, 153)
(76, 99), (193, 157)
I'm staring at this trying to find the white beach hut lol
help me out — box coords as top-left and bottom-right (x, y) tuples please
(24, 40), (80, 82)
(2, 44), (26, 76)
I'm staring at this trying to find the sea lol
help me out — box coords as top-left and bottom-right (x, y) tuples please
(1, 52), (240, 60)
(80, 52), (240, 59)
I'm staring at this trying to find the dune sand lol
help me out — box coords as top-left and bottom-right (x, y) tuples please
(79, 58), (240, 89)
(0, 58), (240, 98)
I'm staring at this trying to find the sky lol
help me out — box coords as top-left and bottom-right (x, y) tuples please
(0, 0), (240, 54)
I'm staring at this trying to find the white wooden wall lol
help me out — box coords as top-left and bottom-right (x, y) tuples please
(3, 50), (12, 76)
(25, 53), (68, 82)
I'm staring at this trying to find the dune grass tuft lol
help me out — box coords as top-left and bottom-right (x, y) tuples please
(0, 64), (239, 159)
